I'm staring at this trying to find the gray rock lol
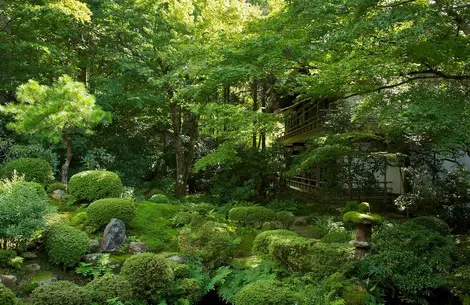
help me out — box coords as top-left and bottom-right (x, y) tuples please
(129, 242), (149, 254)
(89, 239), (100, 252)
(101, 218), (126, 252)
(38, 277), (57, 286)
(21, 252), (38, 259)
(0, 275), (17, 287)
(167, 256), (186, 263)
(26, 263), (41, 272)
(51, 189), (65, 200)
(83, 253), (103, 263)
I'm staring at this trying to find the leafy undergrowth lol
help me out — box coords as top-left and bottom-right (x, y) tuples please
(128, 201), (180, 252)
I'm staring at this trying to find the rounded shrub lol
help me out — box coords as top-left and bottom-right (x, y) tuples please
(86, 198), (136, 226)
(181, 278), (201, 303)
(47, 182), (66, 193)
(342, 287), (370, 305)
(252, 229), (298, 256)
(150, 194), (170, 204)
(45, 225), (89, 268)
(120, 253), (174, 296)
(0, 284), (19, 305)
(4, 157), (53, 185)
(228, 206), (276, 227)
(69, 170), (124, 202)
(407, 216), (451, 236)
(172, 211), (194, 227)
(322, 230), (353, 243)
(234, 280), (303, 305)
(172, 264), (190, 279)
(86, 274), (133, 303)
(276, 211), (295, 228)
(31, 281), (90, 305)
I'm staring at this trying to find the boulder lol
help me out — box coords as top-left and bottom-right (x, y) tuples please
(129, 242), (149, 254)
(51, 189), (65, 200)
(101, 218), (126, 252)
(38, 277), (57, 286)
(0, 275), (17, 288)
(167, 256), (186, 264)
(26, 263), (41, 272)
(21, 252), (38, 259)
(83, 253), (103, 263)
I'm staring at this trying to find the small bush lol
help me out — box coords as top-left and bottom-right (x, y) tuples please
(4, 157), (53, 185)
(322, 230), (353, 243)
(120, 253), (174, 296)
(181, 278), (201, 303)
(172, 211), (194, 227)
(276, 211), (295, 228)
(0, 250), (16, 267)
(86, 198), (136, 226)
(69, 170), (124, 202)
(270, 237), (352, 277)
(86, 274), (134, 303)
(47, 182), (66, 193)
(178, 221), (234, 268)
(45, 225), (89, 268)
(407, 216), (451, 236)
(309, 225), (327, 239)
(441, 203), (470, 234)
(0, 284), (19, 305)
(234, 280), (304, 305)
(342, 287), (370, 305)
(172, 264), (190, 279)
(31, 281), (90, 305)
(150, 194), (170, 204)
(228, 206), (276, 227)
(252, 230), (298, 256)
(266, 199), (300, 212)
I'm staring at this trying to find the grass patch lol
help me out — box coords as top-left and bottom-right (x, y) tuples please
(128, 201), (180, 252)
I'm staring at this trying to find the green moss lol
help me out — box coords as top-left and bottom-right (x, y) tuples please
(234, 231), (258, 257)
(31, 271), (55, 284)
(356, 202), (370, 213)
(128, 201), (180, 252)
(252, 230), (298, 256)
(342, 211), (382, 225)
(109, 254), (133, 265)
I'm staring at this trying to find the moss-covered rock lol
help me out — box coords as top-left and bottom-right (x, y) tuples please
(342, 211), (382, 225)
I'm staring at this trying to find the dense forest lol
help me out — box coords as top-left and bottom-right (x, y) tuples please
(0, 0), (469, 304)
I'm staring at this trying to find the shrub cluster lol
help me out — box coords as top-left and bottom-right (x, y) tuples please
(31, 281), (90, 305)
(86, 198), (136, 226)
(149, 194), (170, 204)
(228, 206), (276, 227)
(47, 182), (66, 193)
(68, 170), (124, 202)
(252, 230), (298, 256)
(86, 274), (134, 303)
(172, 211), (194, 227)
(120, 253), (174, 296)
(321, 230), (353, 243)
(234, 280), (304, 305)
(178, 221), (234, 268)
(0, 284), (19, 305)
(46, 225), (89, 267)
(4, 157), (53, 185)
(407, 216), (451, 236)
(276, 211), (295, 228)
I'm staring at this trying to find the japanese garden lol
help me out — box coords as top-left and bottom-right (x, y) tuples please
(0, 0), (469, 304)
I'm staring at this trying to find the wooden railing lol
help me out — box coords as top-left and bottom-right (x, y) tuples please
(280, 114), (326, 141)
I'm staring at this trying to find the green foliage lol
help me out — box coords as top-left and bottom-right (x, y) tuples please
(234, 280), (304, 305)
(228, 206), (276, 227)
(341, 201), (359, 217)
(342, 287), (370, 305)
(407, 216), (451, 236)
(4, 157), (53, 185)
(322, 230), (353, 244)
(128, 201), (179, 252)
(172, 264), (191, 279)
(5, 143), (59, 173)
(76, 254), (112, 280)
(266, 199), (301, 213)
(342, 211), (382, 225)
(178, 221), (235, 269)
(359, 221), (455, 303)
(172, 212), (194, 227)
(0, 284), (19, 305)
(149, 194), (170, 204)
(252, 229), (298, 256)
(81, 147), (116, 171)
(32, 281), (90, 305)
(86, 274), (134, 304)
(86, 198), (136, 226)
(0, 174), (50, 249)
(45, 225), (89, 268)
(120, 253), (174, 296)
(270, 237), (353, 277)
(441, 203), (470, 234)
(180, 278), (201, 303)
(356, 202), (370, 213)
(0, 249), (16, 267)
(69, 170), (124, 202)
(275, 211), (295, 229)
(47, 182), (67, 193)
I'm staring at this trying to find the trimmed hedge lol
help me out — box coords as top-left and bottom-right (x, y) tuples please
(276, 211), (295, 228)
(228, 206), (276, 227)
(0, 284), (19, 305)
(86, 198), (136, 226)
(45, 225), (89, 268)
(69, 170), (124, 202)
(31, 281), (90, 305)
(252, 230), (298, 256)
(4, 157), (53, 185)
(149, 194), (170, 204)
(234, 280), (304, 305)
(86, 274), (134, 303)
(120, 253), (174, 296)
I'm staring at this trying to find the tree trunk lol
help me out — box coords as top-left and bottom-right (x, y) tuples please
(183, 110), (199, 194)
(252, 80), (258, 148)
(261, 81), (267, 150)
(171, 101), (187, 197)
(61, 134), (73, 185)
